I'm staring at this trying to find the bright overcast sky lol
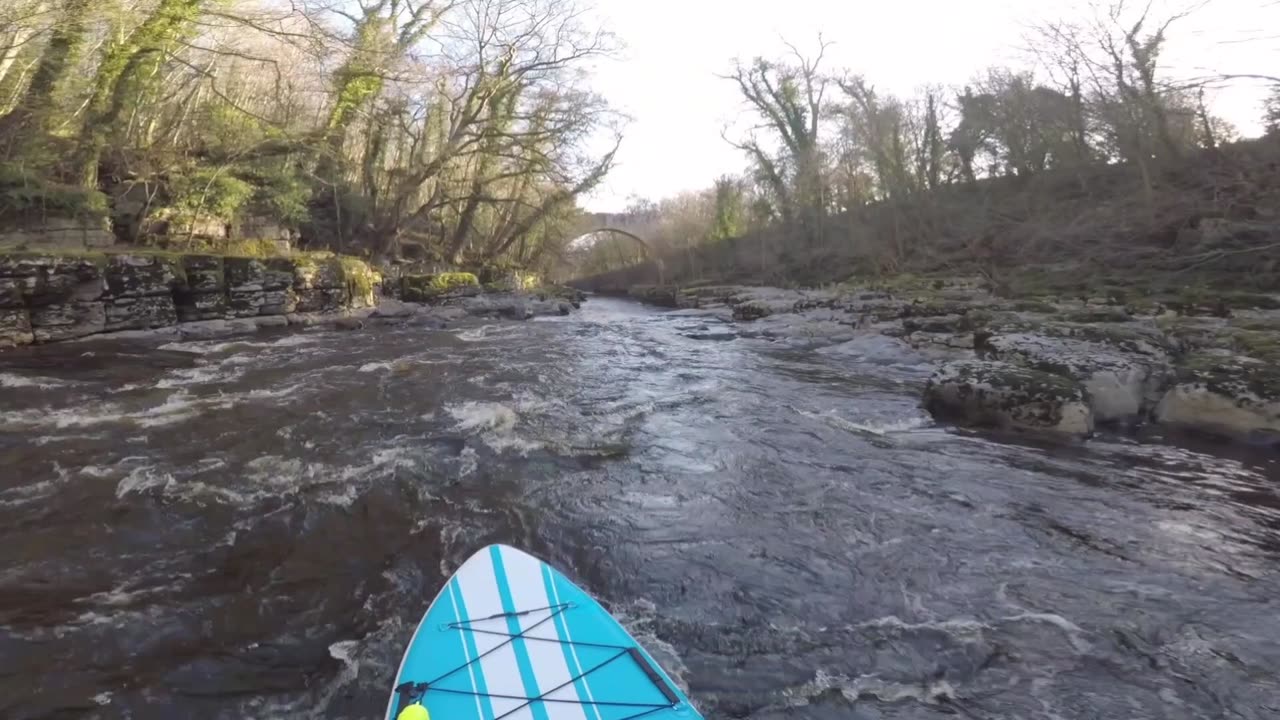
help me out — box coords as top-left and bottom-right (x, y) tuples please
(581, 0), (1280, 211)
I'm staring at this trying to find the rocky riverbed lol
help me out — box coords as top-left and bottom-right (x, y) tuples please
(627, 280), (1280, 445)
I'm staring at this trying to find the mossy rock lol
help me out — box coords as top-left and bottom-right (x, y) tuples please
(924, 359), (1094, 437)
(181, 255), (225, 293)
(340, 257), (382, 308)
(401, 271), (479, 302)
(294, 257), (345, 290)
(1178, 352), (1280, 399)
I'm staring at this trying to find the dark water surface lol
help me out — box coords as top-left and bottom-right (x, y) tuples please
(1, 298), (1277, 719)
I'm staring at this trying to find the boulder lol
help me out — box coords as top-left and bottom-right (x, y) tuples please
(332, 316), (365, 331)
(1155, 354), (1280, 441)
(498, 298), (532, 321)
(29, 302), (105, 342)
(372, 299), (417, 319)
(924, 360), (1095, 438)
(733, 300), (775, 321)
(104, 254), (178, 298)
(979, 332), (1169, 424)
(0, 308), (34, 347)
(628, 285), (680, 307)
(104, 296), (178, 331)
(254, 315), (289, 330)
(739, 310), (858, 346)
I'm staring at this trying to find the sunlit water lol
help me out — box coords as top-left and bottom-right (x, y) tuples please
(1, 298), (1277, 719)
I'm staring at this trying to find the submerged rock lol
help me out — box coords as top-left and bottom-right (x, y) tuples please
(332, 316), (366, 331)
(924, 359), (1094, 438)
(371, 299), (417, 319)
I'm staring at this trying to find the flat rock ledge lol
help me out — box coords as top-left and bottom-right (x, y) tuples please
(924, 360), (1095, 439)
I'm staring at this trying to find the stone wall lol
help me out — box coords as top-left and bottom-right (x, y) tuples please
(0, 252), (381, 348)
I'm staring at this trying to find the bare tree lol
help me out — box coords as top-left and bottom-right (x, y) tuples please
(722, 37), (831, 235)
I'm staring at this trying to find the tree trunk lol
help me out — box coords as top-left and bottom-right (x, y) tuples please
(4, 0), (91, 137)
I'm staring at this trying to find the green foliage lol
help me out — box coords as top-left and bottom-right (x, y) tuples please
(248, 169), (311, 226)
(168, 169), (254, 221)
(432, 272), (479, 290)
(401, 271), (479, 301)
(0, 167), (109, 220)
(340, 256), (382, 302)
(222, 238), (283, 257)
(709, 176), (747, 242)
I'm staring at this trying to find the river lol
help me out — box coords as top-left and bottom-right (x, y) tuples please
(1, 297), (1277, 719)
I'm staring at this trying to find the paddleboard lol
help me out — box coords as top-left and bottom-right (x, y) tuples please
(386, 545), (701, 720)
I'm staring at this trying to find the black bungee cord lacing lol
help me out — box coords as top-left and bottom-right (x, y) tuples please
(394, 603), (680, 720)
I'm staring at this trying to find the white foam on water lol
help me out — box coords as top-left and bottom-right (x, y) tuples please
(858, 614), (991, 636)
(999, 612), (1093, 652)
(447, 401), (518, 433)
(458, 446), (478, 478)
(166, 333), (319, 355)
(793, 407), (931, 436)
(455, 324), (520, 342)
(368, 446), (419, 471)
(3, 392), (231, 431)
(245, 383), (306, 400)
(115, 467), (174, 498)
(358, 361), (394, 373)
(0, 478), (59, 507)
(0, 372), (70, 389)
(784, 668), (958, 707)
(156, 363), (243, 388)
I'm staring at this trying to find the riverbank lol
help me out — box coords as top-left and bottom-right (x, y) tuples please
(623, 279), (1280, 445)
(0, 250), (583, 348)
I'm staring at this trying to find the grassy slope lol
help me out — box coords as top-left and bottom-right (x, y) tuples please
(642, 136), (1280, 300)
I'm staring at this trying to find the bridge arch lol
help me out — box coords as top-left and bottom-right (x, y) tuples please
(572, 226), (665, 283)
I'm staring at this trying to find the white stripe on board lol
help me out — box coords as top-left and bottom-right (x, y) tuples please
(499, 547), (589, 720)
(545, 565), (602, 720)
(449, 578), (489, 720)
(455, 550), (536, 720)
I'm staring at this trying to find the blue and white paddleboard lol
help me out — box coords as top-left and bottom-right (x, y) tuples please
(386, 545), (701, 720)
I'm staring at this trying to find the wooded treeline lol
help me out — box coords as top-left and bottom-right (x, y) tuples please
(574, 1), (1280, 286)
(0, 0), (619, 272)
